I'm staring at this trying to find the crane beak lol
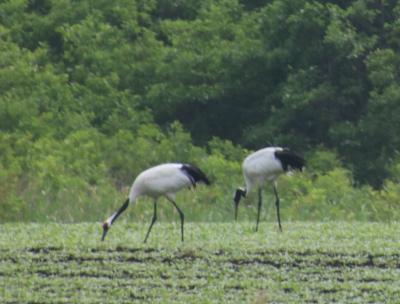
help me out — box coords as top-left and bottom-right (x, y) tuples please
(234, 188), (245, 221)
(101, 222), (110, 241)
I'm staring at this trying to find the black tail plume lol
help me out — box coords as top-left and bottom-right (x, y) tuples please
(181, 164), (211, 186)
(274, 149), (305, 171)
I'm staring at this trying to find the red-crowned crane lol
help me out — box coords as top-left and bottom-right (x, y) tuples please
(101, 163), (210, 242)
(234, 147), (305, 232)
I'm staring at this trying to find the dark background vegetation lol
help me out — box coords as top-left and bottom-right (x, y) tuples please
(1, 0), (399, 221)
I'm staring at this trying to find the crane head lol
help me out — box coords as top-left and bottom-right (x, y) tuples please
(101, 222), (110, 241)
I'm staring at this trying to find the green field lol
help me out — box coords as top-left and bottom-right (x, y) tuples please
(0, 222), (399, 303)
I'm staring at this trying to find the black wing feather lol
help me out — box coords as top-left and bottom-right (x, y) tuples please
(180, 164), (211, 187)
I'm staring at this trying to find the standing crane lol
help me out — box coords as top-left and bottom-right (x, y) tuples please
(101, 163), (210, 242)
(234, 147), (305, 232)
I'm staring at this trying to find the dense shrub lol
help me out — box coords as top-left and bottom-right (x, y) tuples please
(1, 0), (400, 222)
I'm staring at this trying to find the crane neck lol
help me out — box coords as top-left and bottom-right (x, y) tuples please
(128, 188), (140, 204)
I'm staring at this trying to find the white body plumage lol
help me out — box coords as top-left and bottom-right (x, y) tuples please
(234, 146), (305, 232)
(129, 163), (194, 203)
(242, 147), (286, 192)
(102, 163), (210, 242)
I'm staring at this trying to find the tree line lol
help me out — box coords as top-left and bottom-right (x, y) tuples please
(0, 0), (399, 221)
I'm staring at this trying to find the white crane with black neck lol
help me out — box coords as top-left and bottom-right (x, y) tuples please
(101, 163), (210, 242)
(234, 147), (305, 232)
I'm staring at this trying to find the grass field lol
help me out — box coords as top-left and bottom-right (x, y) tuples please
(0, 222), (399, 303)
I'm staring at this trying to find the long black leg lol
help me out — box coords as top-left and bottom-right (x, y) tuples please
(256, 187), (262, 232)
(273, 183), (282, 232)
(168, 199), (185, 242)
(144, 200), (158, 243)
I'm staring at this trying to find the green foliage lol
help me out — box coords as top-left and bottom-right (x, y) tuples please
(306, 148), (343, 174)
(1, 0), (400, 222)
(388, 155), (400, 182)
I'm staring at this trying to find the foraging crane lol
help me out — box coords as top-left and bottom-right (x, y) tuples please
(101, 163), (210, 242)
(234, 147), (305, 232)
